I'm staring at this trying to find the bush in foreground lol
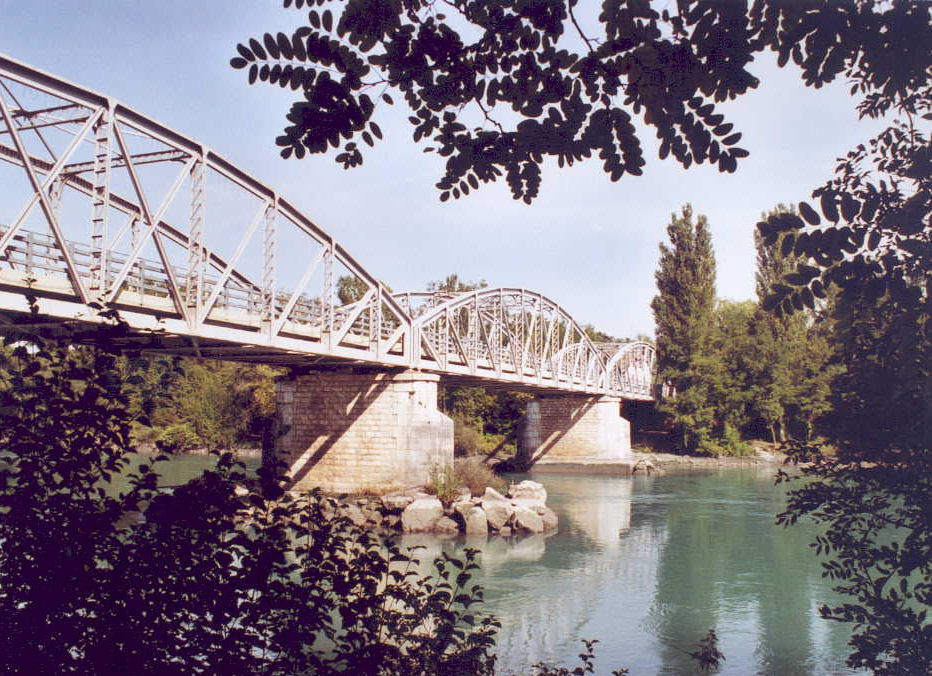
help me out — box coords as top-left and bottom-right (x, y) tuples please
(0, 330), (499, 675)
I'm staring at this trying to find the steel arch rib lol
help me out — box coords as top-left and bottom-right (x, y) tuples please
(0, 52), (412, 366)
(407, 287), (613, 394)
(602, 341), (657, 400)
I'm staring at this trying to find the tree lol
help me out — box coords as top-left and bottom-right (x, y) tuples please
(750, 205), (840, 443)
(232, 1), (928, 204)
(427, 273), (487, 294)
(650, 204), (716, 452)
(336, 273), (369, 304)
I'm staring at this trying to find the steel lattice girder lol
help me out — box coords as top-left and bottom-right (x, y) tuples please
(401, 288), (656, 398)
(0, 52), (655, 399)
(0, 52), (412, 367)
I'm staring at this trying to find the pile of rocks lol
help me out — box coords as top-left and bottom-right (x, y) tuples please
(333, 480), (558, 537)
(397, 480), (558, 536)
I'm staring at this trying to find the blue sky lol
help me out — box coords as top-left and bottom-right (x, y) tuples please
(0, 1), (883, 338)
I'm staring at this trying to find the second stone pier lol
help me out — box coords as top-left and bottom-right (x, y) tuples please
(518, 395), (633, 472)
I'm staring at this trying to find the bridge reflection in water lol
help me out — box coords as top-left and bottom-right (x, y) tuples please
(399, 471), (862, 676)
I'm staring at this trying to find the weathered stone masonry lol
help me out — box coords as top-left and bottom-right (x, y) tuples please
(518, 395), (632, 466)
(276, 370), (453, 493)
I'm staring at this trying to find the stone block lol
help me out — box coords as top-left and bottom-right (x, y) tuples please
(401, 497), (444, 532)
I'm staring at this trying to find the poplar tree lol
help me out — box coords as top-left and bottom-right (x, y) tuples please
(651, 204), (717, 452)
(751, 205), (840, 443)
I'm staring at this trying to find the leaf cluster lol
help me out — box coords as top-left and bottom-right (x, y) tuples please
(0, 323), (501, 675)
(231, 0), (793, 202)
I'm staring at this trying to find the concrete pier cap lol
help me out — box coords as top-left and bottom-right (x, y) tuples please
(275, 368), (453, 493)
(518, 394), (633, 473)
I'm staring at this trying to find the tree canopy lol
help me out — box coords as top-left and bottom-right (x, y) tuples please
(232, 0), (930, 202)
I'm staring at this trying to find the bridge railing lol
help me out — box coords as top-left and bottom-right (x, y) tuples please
(0, 225), (403, 346)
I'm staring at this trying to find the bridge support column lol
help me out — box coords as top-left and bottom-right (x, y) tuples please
(518, 395), (633, 471)
(275, 370), (452, 493)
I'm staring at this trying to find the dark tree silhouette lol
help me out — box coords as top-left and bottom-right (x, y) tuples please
(232, 1), (928, 203)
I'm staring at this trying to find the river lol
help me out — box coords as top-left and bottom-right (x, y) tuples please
(129, 456), (862, 675)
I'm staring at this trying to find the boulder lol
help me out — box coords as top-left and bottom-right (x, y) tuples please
(513, 506), (544, 534)
(401, 497), (444, 532)
(461, 506), (488, 536)
(499, 526), (512, 537)
(508, 480), (547, 510)
(434, 516), (460, 535)
(381, 494), (415, 513)
(452, 500), (474, 519)
(481, 487), (514, 531)
(540, 507), (559, 532)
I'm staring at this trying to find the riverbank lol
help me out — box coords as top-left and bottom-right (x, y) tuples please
(631, 446), (786, 473)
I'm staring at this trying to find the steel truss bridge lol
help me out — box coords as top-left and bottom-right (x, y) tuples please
(0, 54), (655, 400)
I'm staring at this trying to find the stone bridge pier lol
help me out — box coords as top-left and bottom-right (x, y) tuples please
(275, 370), (453, 493)
(518, 395), (633, 472)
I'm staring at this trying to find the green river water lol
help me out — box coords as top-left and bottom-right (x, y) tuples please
(126, 457), (863, 675)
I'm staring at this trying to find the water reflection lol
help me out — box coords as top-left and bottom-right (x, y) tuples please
(433, 469), (862, 676)
(115, 456), (862, 675)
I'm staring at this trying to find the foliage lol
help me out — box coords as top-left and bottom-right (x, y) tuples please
(651, 204), (717, 452)
(776, 274), (931, 675)
(428, 273), (487, 293)
(156, 422), (201, 453)
(752, 2), (931, 672)
(515, 640), (629, 676)
(232, 2), (928, 204)
(0, 323), (503, 675)
(650, 209), (839, 455)
(337, 273), (369, 304)
(426, 462), (463, 505)
(454, 456), (508, 497)
(582, 324), (620, 343)
(426, 457), (508, 502)
(123, 357), (281, 451)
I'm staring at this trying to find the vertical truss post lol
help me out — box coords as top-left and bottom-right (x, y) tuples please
(322, 239), (334, 350)
(496, 289), (503, 375)
(48, 178), (64, 225)
(89, 112), (111, 293)
(261, 201), (277, 334)
(371, 285), (382, 357)
(186, 157), (205, 320)
(129, 216), (142, 295)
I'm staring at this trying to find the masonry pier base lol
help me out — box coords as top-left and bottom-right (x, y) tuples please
(275, 370), (453, 493)
(518, 395), (634, 474)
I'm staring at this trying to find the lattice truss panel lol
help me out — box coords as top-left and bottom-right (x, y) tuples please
(401, 289), (602, 394)
(602, 341), (656, 400)
(0, 54), (410, 364)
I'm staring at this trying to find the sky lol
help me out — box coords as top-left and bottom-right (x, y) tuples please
(0, 1), (885, 339)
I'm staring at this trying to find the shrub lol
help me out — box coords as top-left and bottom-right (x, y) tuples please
(697, 425), (752, 457)
(454, 416), (486, 456)
(0, 326), (500, 675)
(454, 416), (518, 460)
(427, 462), (463, 504)
(156, 422), (201, 453)
(455, 456), (508, 496)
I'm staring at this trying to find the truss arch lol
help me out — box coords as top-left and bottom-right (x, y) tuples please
(0, 52), (412, 365)
(403, 287), (610, 392)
